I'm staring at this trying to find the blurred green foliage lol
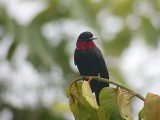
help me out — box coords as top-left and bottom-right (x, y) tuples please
(0, 0), (160, 119)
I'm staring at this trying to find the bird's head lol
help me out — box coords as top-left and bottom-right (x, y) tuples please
(76, 32), (97, 50)
(77, 32), (97, 50)
(77, 31), (97, 42)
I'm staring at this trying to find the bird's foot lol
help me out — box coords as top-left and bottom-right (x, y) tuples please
(96, 73), (100, 82)
(81, 75), (85, 81)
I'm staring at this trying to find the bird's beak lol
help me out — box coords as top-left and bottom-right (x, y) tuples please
(88, 36), (97, 41)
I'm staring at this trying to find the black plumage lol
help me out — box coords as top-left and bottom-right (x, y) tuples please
(74, 31), (109, 105)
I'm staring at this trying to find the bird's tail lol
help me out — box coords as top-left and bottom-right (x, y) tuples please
(95, 90), (100, 105)
(95, 82), (109, 105)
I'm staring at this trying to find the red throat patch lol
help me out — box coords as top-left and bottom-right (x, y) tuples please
(77, 41), (96, 50)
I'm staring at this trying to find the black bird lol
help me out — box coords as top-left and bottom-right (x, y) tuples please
(74, 31), (109, 105)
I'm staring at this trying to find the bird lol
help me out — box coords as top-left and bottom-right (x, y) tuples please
(74, 31), (109, 105)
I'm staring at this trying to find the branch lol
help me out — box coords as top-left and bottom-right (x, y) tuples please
(82, 76), (145, 101)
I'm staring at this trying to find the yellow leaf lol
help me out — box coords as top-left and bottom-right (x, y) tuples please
(117, 90), (134, 120)
(143, 93), (160, 120)
(82, 81), (99, 109)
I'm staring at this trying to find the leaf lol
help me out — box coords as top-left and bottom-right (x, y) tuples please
(143, 93), (160, 120)
(99, 87), (119, 120)
(97, 107), (105, 120)
(67, 81), (101, 120)
(66, 82), (83, 98)
(110, 104), (125, 120)
(78, 97), (99, 120)
(77, 81), (100, 120)
(69, 97), (79, 120)
(117, 90), (134, 120)
(138, 106), (144, 120)
(82, 81), (99, 109)
(66, 82), (83, 120)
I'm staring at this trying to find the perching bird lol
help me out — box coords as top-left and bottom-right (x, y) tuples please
(74, 31), (109, 105)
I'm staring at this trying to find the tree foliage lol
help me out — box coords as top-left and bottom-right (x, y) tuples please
(67, 77), (160, 120)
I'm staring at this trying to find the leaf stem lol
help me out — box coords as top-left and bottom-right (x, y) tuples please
(82, 76), (145, 101)
(69, 78), (85, 105)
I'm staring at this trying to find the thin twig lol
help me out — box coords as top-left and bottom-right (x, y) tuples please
(87, 77), (93, 84)
(81, 76), (145, 101)
(69, 78), (84, 105)
(75, 82), (80, 96)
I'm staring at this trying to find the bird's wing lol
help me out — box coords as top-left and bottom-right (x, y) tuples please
(74, 49), (78, 65)
(93, 46), (109, 79)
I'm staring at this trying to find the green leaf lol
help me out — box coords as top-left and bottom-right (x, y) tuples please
(66, 82), (83, 120)
(138, 106), (144, 120)
(97, 107), (105, 120)
(143, 93), (160, 120)
(110, 104), (124, 120)
(69, 97), (79, 120)
(78, 97), (99, 120)
(99, 87), (117, 120)
(100, 87), (126, 120)
(66, 82), (83, 98)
